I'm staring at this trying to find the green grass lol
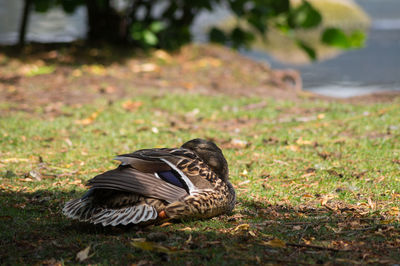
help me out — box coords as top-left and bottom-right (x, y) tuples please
(1, 94), (400, 264)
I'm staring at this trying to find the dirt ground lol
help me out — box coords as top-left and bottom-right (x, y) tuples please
(0, 43), (399, 110)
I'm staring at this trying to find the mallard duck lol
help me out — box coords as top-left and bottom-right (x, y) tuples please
(63, 139), (236, 226)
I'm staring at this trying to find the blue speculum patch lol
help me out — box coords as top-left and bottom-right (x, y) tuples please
(158, 171), (185, 188)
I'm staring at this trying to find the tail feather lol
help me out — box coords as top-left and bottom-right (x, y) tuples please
(62, 198), (94, 219)
(62, 198), (158, 226)
(90, 204), (157, 226)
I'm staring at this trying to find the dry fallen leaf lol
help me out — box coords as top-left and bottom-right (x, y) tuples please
(367, 198), (376, 209)
(122, 100), (143, 112)
(296, 137), (313, 146)
(230, 139), (248, 148)
(263, 238), (286, 248)
(320, 194), (335, 206)
(286, 145), (300, 152)
(131, 63), (159, 73)
(131, 239), (180, 254)
(185, 234), (193, 245)
(76, 245), (91, 262)
(239, 169), (248, 177)
(29, 170), (42, 181)
(153, 50), (173, 63)
(388, 207), (399, 216)
(160, 222), (172, 227)
(233, 223), (250, 232)
(178, 227), (193, 231)
(75, 111), (101, 125)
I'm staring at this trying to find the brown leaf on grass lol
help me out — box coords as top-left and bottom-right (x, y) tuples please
(160, 222), (172, 227)
(367, 198), (376, 209)
(40, 258), (62, 266)
(131, 63), (159, 73)
(263, 137), (279, 144)
(327, 169), (343, 178)
(153, 50), (173, 63)
(98, 85), (116, 94)
(83, 64), (106, 75)
(317, 151), (331, 160)
(239, 169), (248, 177)
(75, 111), (101, 125)
(76, 245), (91, 262)
(320, 194), (336, 206)
(230, 139), (248, 149)
(178, 227), (192, 232)
(29, 170), (42, 181)
(263, 238), (286, 248)
(232, 223), (250, 233)
(131, 239), (182, 254)
(296, 137), (313, 146)
(13, 203), (26, 209)
(262, 181), (273, 190)
(286, 145), (300, 152)
(391, 193), (400, 199)
(122, 100), (143, 112)
(388, 207), (399, 216)
(300, 172), (315, 178)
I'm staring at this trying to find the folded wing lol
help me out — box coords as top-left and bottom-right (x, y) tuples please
(87, 165), (188, 203)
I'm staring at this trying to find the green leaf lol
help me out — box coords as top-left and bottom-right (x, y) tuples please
(296, 40), (316, 60)
(229, 0), (246, 16)
(143, 31), (158, 46)
(26, 65), (55, 77)
(290, 1), (322, 29)
(272, 0), (290, 14)
(230, 27), (255, 49)
(322, 28), (350, 48)
(149, 21), (165, 33)
(322, 28), (366, 49)
(61, 0), (84, 13)
(33, 0), (52, 12)
(209, 28), (227, 44)
(349, 30), (366, 48)
(247, 15), (268, 35)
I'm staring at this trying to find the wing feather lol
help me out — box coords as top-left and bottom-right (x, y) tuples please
(87, 166), (188, 203)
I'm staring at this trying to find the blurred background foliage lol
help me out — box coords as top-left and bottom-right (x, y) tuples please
(22, 0), (365, 59)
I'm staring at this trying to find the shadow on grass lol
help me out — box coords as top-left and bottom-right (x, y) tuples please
(0, 42), (143, 67)
(1, 190), (399, 265)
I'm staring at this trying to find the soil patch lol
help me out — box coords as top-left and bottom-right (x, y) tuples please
(0, 43), (398, 110)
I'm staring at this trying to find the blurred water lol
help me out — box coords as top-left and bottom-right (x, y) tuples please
(0, 0), (87, 44)
(243, 0), (400, 97)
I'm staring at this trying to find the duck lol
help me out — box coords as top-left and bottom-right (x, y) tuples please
(62, 138), (236, 226)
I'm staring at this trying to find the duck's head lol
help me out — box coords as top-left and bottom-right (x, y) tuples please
(181, 138), (229, 182)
